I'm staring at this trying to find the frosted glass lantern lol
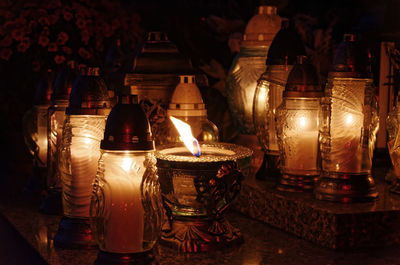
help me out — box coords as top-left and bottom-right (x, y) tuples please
(275, 57), (322, 191)
(54, 67), (111, 248)
(226, 5), (281, 134)
(161, 75), (218, 145)
(253, 20), (305, 180)
(91, 95), (161, 264)
(41, 64), (77, 214)
(315, 34), (379, 202)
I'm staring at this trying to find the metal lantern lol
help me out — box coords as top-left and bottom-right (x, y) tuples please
(226, 5), (282, 134)
(315, 34), (379, 202)
(161, 75), (219, 145)
(90, 95), (161, 265)
(54, 67), (111, 248)
(22, 69), (54, 192)
(253, 20), (305, 180)
(41, 64), (77, 214)
(275, 56), (323, 192)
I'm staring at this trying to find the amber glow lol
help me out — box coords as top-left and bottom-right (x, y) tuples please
(170, 116), (201, 157)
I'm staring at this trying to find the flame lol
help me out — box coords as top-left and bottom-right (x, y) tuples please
(170, 116), (201, 157)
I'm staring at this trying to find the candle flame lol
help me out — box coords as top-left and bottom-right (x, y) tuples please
(170, 116), (201, 157)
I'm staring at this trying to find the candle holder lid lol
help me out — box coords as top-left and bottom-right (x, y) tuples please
(167, 75), (207, 117)
(66, 67), (111, 115)
(283, 56), (323, 98)
(329, 33), (372, 78)
(33, 69), (54, 106)
(52, 63), (77, 104)
(266, 19), (306, 66)
(241, 5), (282, 47)
(101, 95), (154, 151)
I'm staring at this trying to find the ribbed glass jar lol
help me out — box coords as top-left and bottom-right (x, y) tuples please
(320, 77), (379, 174)
(59, 115), (106, 218)
(226, 47), (268, 134)
(90, 151), (161, 253)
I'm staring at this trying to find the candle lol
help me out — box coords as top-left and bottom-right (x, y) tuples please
(37, 105), (49, 166)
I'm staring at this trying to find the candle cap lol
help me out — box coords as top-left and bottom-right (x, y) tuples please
(66, 67), (111, 115)
(101, 95), (154, 151)
(329, 33), (372, 78)
(52, 64), (77, 104)
(241, 5), (282, 47)
(167, 75), (207, 117)
(132, 31), (193, 74)
(283, 56), (323, 98)
(33, 69), (54, 106)
(266, 19), (306, 66)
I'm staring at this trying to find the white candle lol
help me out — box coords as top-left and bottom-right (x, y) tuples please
(102, 154), (145, 253)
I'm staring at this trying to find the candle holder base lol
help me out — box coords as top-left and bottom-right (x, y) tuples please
(314, 173), (378, 203)
(277, 173), (316, 192)
(255, 153), (281, 181)
(161, 217), (243, 253)
(94, 250), (157, 265)
(54, 216), (97, 249)
(40, 188), (62, 215)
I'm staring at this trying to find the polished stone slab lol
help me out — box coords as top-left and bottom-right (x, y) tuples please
(232, 167), (400, 249)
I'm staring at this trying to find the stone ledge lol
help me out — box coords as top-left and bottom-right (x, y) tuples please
(232, 169), (400, 249)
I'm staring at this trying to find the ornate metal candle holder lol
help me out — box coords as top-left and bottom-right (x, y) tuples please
(155, 143), (252, 252)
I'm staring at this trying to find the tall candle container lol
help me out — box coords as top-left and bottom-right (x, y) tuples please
(90, 95), (161, 265)
(315, 34), (379, 202)
(22, 69), (54, 193)
(54, 67), (111, 248)
(386, 91), (400, 184)
(253, 20), (305, 180)
(226, 5), (281, 134)
(156, 143), (252, 252)
(275, 56), (323, 192)
(41, 64), (77, 214)
(162, 75), (219, 145)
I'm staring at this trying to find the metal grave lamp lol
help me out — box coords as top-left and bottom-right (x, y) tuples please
(155, 117), (252, 252)
(90, 94), (161, 265)
(125, 31), (195, 143)
(162, 75), (219, 145)
(253, 19), (306, 180)
(226, 5), (282, 134)
(54, 67), (111, 248)
(22, 69), (54, 193)
(315, 34), (379, 202)
(41, 63), (77, 215)
(275, 56), (323, 192)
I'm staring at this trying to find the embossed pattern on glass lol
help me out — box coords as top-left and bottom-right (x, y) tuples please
(320, 78), (379, 174)
(59, 115), (106, 218)
(90, 151), (161, 253)
(253, 65), (292, 154)
(276, 98), (320, 176)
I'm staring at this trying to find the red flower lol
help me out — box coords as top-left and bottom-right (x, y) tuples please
(75, 12), (85, 21)
(38, 16), (50, 26)
(32, 61), (41, 72)
(62, 46), (73, 54)
(47, 0), (61, 9)
(63, 11), (73, 21)
(0, 48), (12, 61)
(48, 42), (58, 52)
(41, 27), (50, 36)
(11, 28), (24, 41)
(78, 47), (91, 59)
(54, 55), (66, 64)
(56, 32), (69, 45)
(76, 18), (86, 30)
(38, 35), (49, 47)
(17, 42), (29, 53)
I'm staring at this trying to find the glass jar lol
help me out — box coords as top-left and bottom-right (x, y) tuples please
(91, 151), (161, 253)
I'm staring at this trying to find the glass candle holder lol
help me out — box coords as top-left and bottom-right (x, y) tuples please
(90, 95), (161, 265)
(226, 6), (281, 134)
(253, 20), (305, 180)
(386, 92), (400, 184)
(315, 34), (379, 202)
(275, 57), (323, 191)
(54, 67), (111, 248)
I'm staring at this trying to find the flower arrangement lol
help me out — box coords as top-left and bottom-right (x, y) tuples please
(0, 0), (143, 72)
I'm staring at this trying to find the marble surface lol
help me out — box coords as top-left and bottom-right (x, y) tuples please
(3, 161), (400, 264)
